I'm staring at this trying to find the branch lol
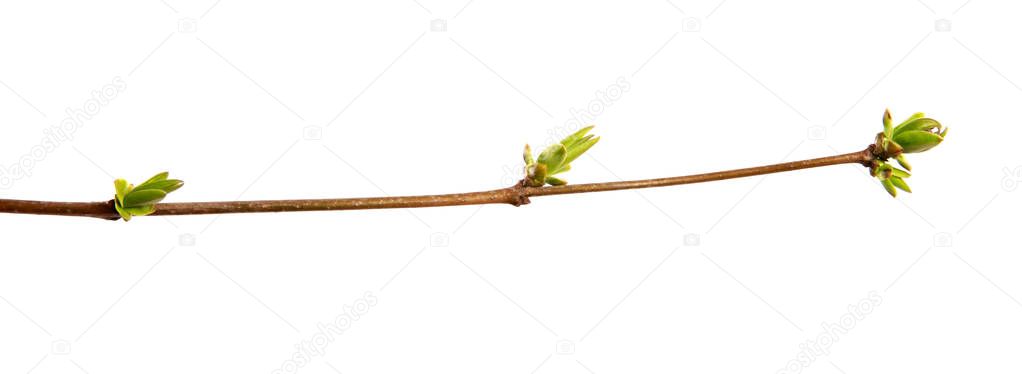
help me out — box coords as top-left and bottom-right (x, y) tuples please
(0, 109), (947, 221)
(0, 147), (874, 220)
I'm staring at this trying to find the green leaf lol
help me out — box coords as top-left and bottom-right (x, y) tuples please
(559, 126), (594, 148)
(894, 112), (925, 128)
(890, 176), (912, 193)
(135, 179), (184, 194)
(892, 131), (944, 153)
(562, 136), (599, 168)
(890, 167), (910, 178)
(895, 154), (912, 171)
(883, 109), (893, 138)
(122, 189), (167, 208)
(114, 202), (132, 222)
(881, 179), (897, 197)
(537, 144), (567, 172)
(545, 176), (567, 186)
(571, 134), (594, 148)
(893, 118), (940, 137)
(114, 179), (131, 204)
(112, 171), (184, 221)
(141, 172), (169, 186)
(522, 126), (600, 186)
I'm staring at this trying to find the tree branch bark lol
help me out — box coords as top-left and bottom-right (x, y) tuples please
(0, 146), (875, 221)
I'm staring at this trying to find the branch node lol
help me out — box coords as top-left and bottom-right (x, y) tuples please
(508, 180), (532, 207)
(858, 144), (878, 166)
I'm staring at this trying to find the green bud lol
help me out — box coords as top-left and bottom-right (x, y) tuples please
(881, 168), (893, 179)
(522, 127), (600, 187)
(890, 176), (912, 193)
(874, 132), (889, 156)
(112, 171), (184, 221)
(537, 143), (567, 172)
(884, 138), (903, 156)
(870, 111), (945, 198)
(893, 118), (940, 137)
(872, 157), (914, 198)
(526, 163), (548, 187)
(892, 130), (944, 153)
(889, 116), (946, 154)
(883, 109), (893, 137)
(890, 167), (910, 178)
(895, 154), (912, 171)
(876, 162), (893, 179)
(881, 178), (897, 197)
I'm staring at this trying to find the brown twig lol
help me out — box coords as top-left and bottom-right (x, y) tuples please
(0, 146), (875, 221)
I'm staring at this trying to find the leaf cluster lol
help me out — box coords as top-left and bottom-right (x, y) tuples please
(871, 110), (947, 197)
(114, 172), (183, 221)
(523, 126), (600, 187)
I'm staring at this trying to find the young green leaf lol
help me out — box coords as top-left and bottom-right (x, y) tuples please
(111, 171), (184, 221)
(562, 136), (599, 167)
(892, 117), (939, 137)
(895, 154), (912, 171)
(890, 176), (912, 193)
(114, 203), (132, 222)
(559, 126), (594, 148)
(898, 112), (925, 124)
(135, 179), (184, 194)
(890, 167), (910, 178)
(122, 189), (167, 208)
(141, 172), (170, 186)
(883, 109), (893, 138)
(881, 178), (897, 197)
(537, 144), (567, 172)
(522, 126), (600, 186)
(572, 133), (594, 147)
(114, 179), (131, 204)
(892, 131), (944, 153)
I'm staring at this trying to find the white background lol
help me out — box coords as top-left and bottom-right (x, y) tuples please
(2, 0), (1020, 373)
